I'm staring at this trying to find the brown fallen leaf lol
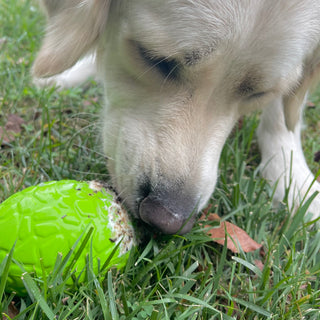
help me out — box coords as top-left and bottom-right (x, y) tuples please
(200, 213), (262, 253)
(254, 259), (265, 272)
(306, 101), (316, 108)
(0, 114), (25, 145)
(1, 301), (19, 319)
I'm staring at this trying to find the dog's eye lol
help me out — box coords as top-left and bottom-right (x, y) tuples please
(248, 91), (267, 100)
(237, 76), (267, 100)
(138, 45), (180, 80)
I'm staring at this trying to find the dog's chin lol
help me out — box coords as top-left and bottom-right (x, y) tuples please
(107, 164), (217, 235)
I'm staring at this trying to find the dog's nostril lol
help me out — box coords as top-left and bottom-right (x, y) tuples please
(139, 195), (194, 235)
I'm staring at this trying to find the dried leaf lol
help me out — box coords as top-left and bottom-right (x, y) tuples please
(254, 259), (265, 272)
(83, 97), (99, 107)
(0, 114), (24, 144)
(1, 301), (19, 319)
(206, 213), (221, 222)
(306, 101), (316, 108)
(201, 213), (262, 253)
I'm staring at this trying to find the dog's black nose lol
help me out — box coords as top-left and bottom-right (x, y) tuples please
(139, 194), (196, 235)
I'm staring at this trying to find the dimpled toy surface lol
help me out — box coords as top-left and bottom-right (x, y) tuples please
(0, 180), (136, 294)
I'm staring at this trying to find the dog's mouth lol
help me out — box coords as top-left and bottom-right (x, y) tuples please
(108, 172), (200, 235)
(109, 187), (198, 235)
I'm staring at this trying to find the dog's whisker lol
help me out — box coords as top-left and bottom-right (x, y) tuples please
(160, 63), (181, 91)
(71, 143), (110, 159)
(136, 52), (180, 81)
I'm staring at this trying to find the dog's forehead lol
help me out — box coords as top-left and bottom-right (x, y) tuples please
(126, 0), (241, 58)
(124, 0), (319, 70)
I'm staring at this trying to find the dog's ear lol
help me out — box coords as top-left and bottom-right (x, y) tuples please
(39, 0), (64, 16)
(33, 0), (110, 78)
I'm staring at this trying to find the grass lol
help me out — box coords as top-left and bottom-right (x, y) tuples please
(1, 0), (320, 319)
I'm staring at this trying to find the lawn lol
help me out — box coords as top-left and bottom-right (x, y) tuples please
(1, 1), (320, 319)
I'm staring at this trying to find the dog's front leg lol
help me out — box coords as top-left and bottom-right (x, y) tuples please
(257, 98), (320, 220)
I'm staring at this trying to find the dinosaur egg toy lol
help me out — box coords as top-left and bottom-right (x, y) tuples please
(0, 180), (137, 294)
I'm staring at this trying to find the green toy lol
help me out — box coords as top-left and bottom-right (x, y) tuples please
(0, 180), (137, 294)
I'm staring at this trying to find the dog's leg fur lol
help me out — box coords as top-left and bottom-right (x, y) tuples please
(258, 48), (320, 218)
(33, 54), (97, 89)
(257, 96), (320, 218)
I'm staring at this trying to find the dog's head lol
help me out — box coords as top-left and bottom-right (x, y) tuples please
(33, 0), (320, 234)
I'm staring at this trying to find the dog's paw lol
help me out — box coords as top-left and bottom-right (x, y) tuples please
(257, 100), (320, 225)
(270, 170), (320, 223)
(258, 136), (320, 223)
(33, 76), (62, 89)
(32, 54), (98, 90)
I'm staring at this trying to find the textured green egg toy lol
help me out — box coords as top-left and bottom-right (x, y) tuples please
(0, 180), (137, 294)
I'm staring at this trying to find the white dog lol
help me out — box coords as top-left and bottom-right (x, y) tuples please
(33, 0), (320, 234)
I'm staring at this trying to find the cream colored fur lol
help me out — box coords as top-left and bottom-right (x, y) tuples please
(33, 0), (320, 233)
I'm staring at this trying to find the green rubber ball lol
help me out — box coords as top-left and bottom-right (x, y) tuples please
(0, 180), (137, 294)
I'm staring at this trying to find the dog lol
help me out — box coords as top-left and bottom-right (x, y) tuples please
(33, 0), (320, 234)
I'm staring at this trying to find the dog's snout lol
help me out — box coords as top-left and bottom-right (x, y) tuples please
(139, 196), (183, 234)
(138, 191), (198, 235)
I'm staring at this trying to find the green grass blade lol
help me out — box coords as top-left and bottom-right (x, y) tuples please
(93, 277), (111, 320)
(0, 242), (16, 305)
(120, 282), (130, 316)
(232, 297), (272, 317)
(100, 237), (123, 273)
(21, 272), (56, 320)
(171, 293), (233, 319)
(39, 257), (48, 300)
(107, 270), (118, 320)
(62, 225), (94, 278)
(232, 256), (262, 278)
(213, 224), (228, 296)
